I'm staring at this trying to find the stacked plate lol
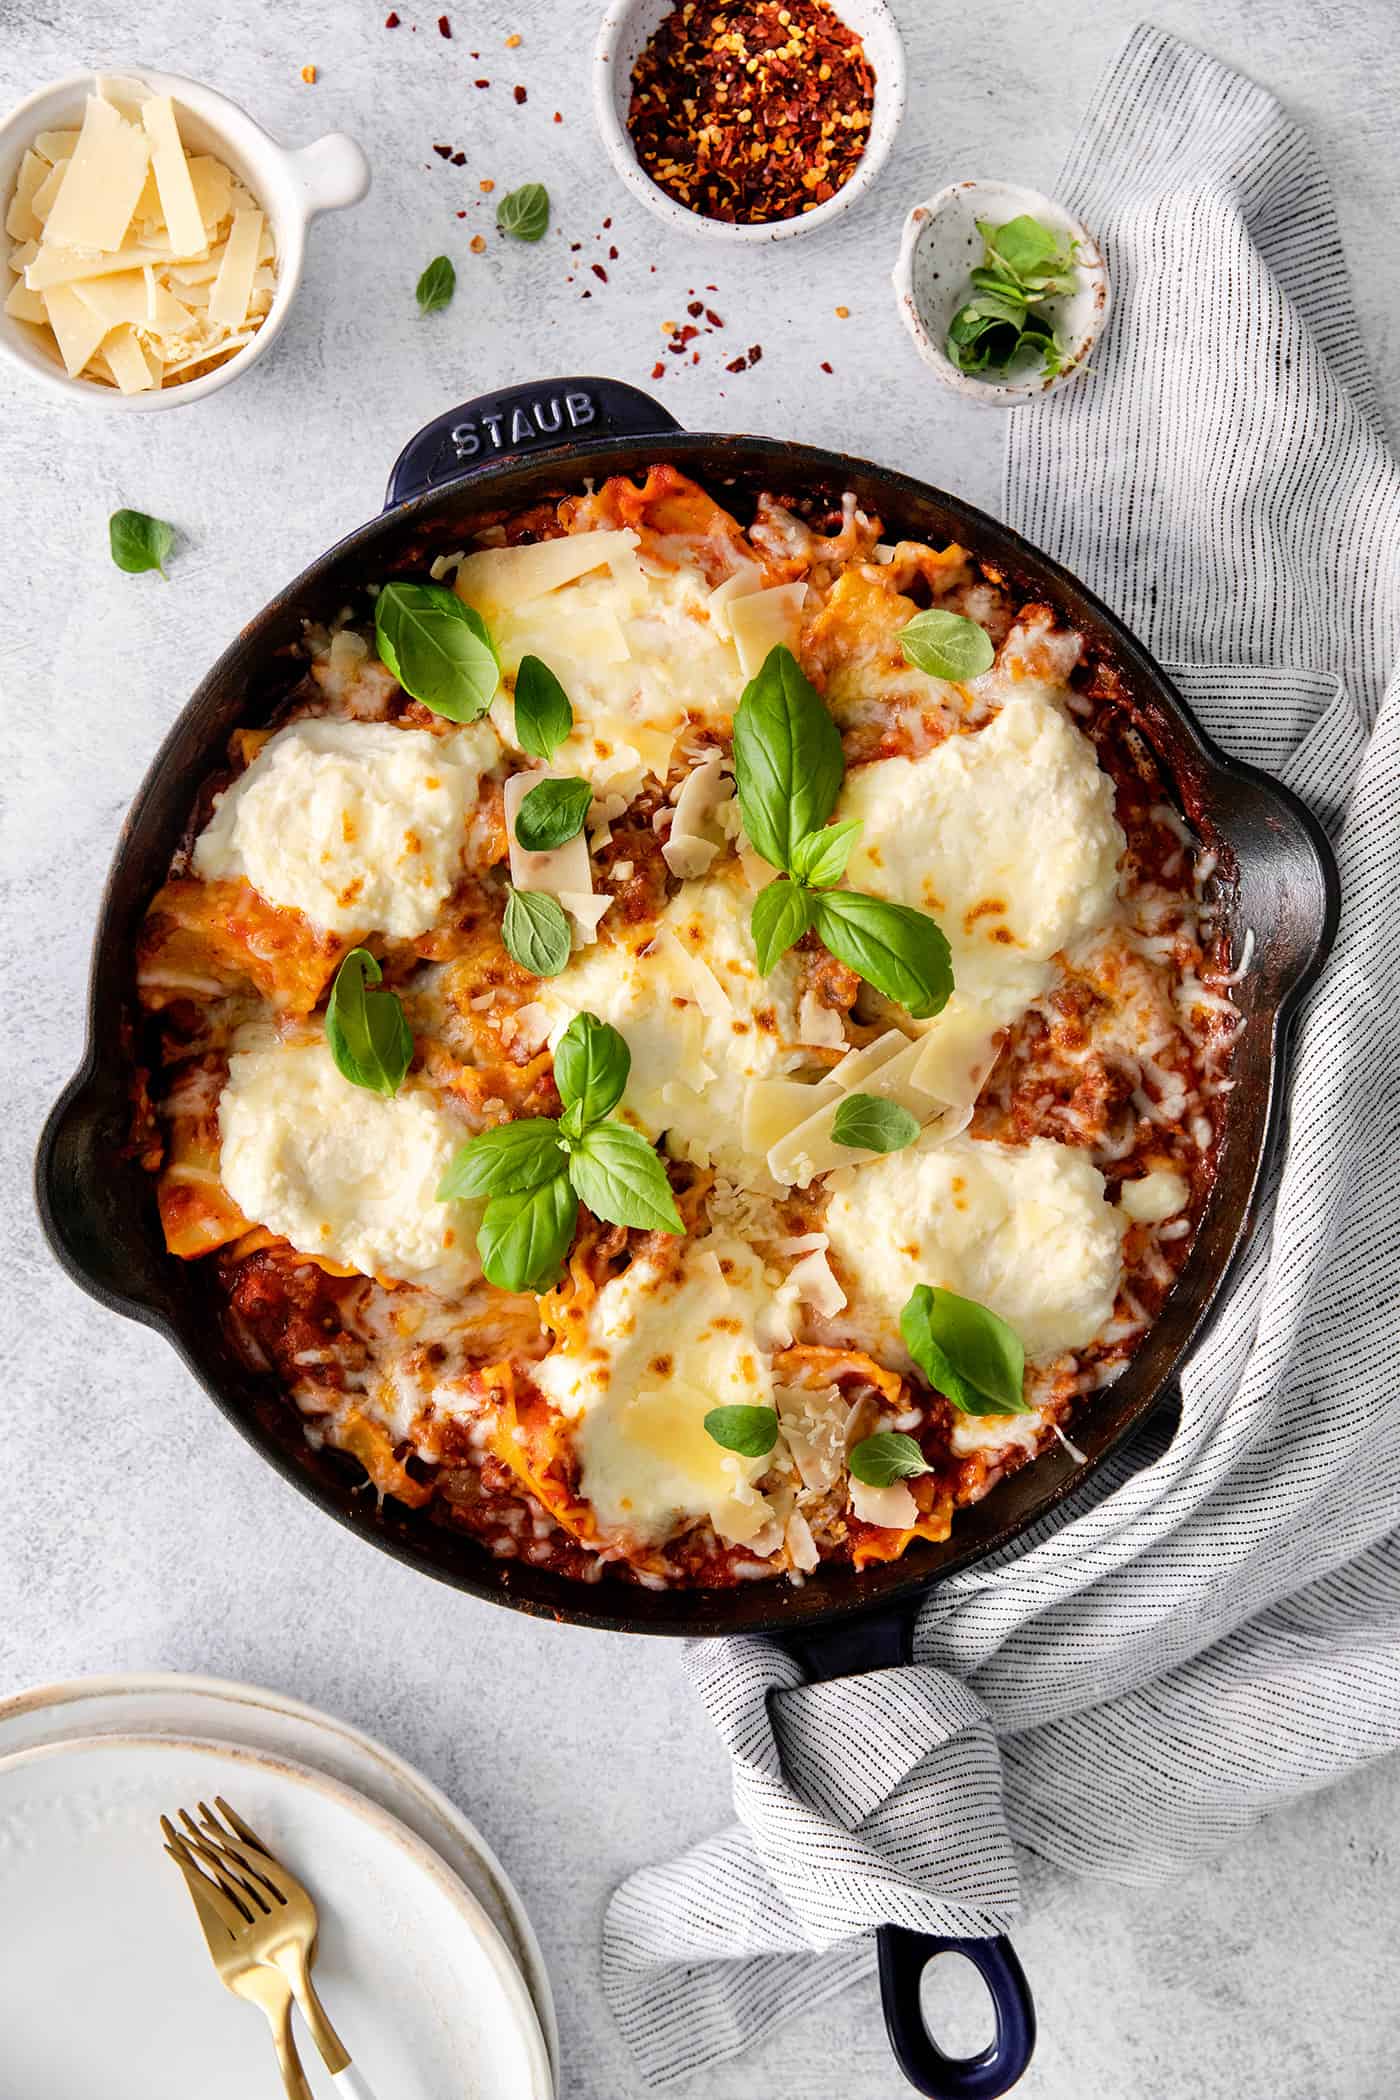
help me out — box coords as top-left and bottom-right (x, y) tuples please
(0, 1674), (557, 2098)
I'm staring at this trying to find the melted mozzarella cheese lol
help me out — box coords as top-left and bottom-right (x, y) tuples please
(838, 688), (1125, 1025)
(532, 1237), (799, 1547)
(824, 1131), (1125, 1367)
(218, 1034), (480, 1291)
(194, 718), (499, 938)
(462, 554), (750, 798)
(534, 870), (812, 1180)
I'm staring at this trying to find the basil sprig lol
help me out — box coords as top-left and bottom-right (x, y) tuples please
(497, 182), (550, 242)
(831, 1093), (920, 1155)
(416, 255), (456, 314)
(110, 508), (175, 576)
(946, 215), (1077, 380)
(515, 776), (592, 853)
(704, 1405), (780, 1457)
(898, 608), (995, 682)
(849, 1431), (932, 1487)
(900, 1284), (1032, 1417)
(325, 948), (413, 1096)
(733, 645), (953, 1021)
(374, 580), (499, 722)
(437, 1011), (681, 1292)
(502, 888), (572, 976)
(513, 655), (574, 760)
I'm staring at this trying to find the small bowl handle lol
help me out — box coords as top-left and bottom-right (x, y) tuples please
(383, 376), (682, 507)
(286, 133), (371, 216)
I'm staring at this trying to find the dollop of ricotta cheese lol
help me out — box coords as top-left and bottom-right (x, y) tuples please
(532, 1236), (800, 1549)
(218, 1033), (481, 1291)
(824, 1130), (1126, 1368)
(194, 718), (500, 938)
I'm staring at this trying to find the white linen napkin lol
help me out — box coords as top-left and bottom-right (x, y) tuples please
(602, 23), (1400, 2086)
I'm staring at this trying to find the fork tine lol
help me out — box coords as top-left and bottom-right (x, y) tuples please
(162, 1836), (250, 1939)
(175, 1811), (268, 1915)
(195, 1815), (291, 1904)
(211, 1794), (276, 1859)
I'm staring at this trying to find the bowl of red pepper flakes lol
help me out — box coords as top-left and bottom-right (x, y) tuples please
(593, 0), (905, 241)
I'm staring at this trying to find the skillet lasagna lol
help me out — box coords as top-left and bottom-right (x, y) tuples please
(132, 467), (1241, 1588)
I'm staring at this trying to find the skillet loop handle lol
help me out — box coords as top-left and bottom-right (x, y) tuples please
(383, 376), (681, 508)
(878, 1925), (1035, 2100)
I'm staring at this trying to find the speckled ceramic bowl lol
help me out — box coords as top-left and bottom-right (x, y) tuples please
(592, 0), (905, 243)
(893, 178), (1110, 405)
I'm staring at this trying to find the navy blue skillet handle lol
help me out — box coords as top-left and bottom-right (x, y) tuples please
(384, 376), (682, 507)
(783, 1606), (1036, 2099)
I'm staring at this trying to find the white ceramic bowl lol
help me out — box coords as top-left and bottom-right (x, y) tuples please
(0, 68), (370, 409)
(892, 178), (1110, 405)
(592, 0), (905, 243)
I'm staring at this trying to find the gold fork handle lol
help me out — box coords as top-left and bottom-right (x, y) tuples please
(275, 1948), (352, 2076)
(263, 1988), (316, 2100)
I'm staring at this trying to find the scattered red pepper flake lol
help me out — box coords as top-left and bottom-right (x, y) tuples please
(480, 178), (495, 192)
(686, 300), (703, 318)
(726, 354), (748, 373)
(581, 288), (592, 299)
(705, 307), (723, 327)
(747, 343), (763, 362)
(433, 143), (453, 159)
(603, 217), (612, 229)
(300, 63), (317, 84)
(385, 10), (400, 23)
(470, 234), (487, 253)
(627, 0), (874, 225)
(834, 304), (849, 318)
(592, 263), (608, 283)
(609, 245), (619, 260)
(456, 209), (467, 218)
(506, 32), (522, 46)
(651, 361), (666, 378)
(553, 112), (563, 123)
(820, 360), (833, 373)
(475, 78), (490, 88)
(438, 13), (452, 35)
(450, 151), (466, 166)
(569, 242), (582, 252)
(513, 84), (528, 103)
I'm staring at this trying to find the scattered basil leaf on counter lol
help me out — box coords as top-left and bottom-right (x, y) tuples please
(788, 819), (863, 890)
(704, 1406), (780, 1458)
(109, 508), (175, 577)
(900, 1284), (1032, 1417)
(477, 1174), (578, 1293)
(831, 1093), (921, 1155)
(325, 948), (413, 1097)
(512, 654), (574, 760)
(502, 887), (572, 977)
(416, 254), (456, 314)
(750, 876), (815, 974)
(569, 1120), (684, 1236)
(554, 1011), (630, 1125)
(374, 580), (499, 721)
(813, 890), (953, 1021)
(732, 644), (845, 874)
(497, 182), (550, 242)
(437, 1117), (564, 1201)
(514, 775), (593, 853)
(848, 1431), (933, 1487)
(898, 609), (996, 682)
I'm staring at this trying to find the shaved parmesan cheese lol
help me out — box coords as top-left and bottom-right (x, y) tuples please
(765, 1031), (970, 1188)
(850, 1476), (919, 1529)
(7, 150), (50, 240)
(797, 989), (847, 1049)
(208, 207), (261, 328)
(455, 530), (641, 620)
(786, 1509), (820, 1572)
(787, 1246), (847, 1317)
(662, 751), (732, 880)
(71, 266), (150, 329)
(25, 239), (174, 288)
(775, 1384), (851, 1492)
(504, 769), (594, 899)
(1119, 1168), (1190, 1223)
(102, 323), (159, 393)
(727, 582), (807, 677)
(559, 890), (612, 944)
(30, 156), (70, 225)
(42, 95), (150, 254)
(187, 154), (234, 231)
(40, 282), (109, 377)
(706, 563), (765, 638)
(4, 276), (46, 322)
(141, 95), (207, 257)
(33, 130), (81, 165)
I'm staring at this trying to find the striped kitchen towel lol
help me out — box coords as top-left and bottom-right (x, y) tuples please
(603, 23), (1400, 2085)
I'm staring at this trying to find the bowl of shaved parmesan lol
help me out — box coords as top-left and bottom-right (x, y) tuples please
(0, 68), (368, 405)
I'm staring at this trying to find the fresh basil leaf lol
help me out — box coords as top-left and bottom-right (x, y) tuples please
(514, 775), (592, 853)
(374, 581), (499, 722)
(568, 1121), (683, 1235)
(750, 877), (814, 974)
(900, 1283), (1032, 1416)
(968, 267), (1032, 306)
(704, 1405), (779, 1458)
(502, 888), (571, 977)
(813, 890), (953, 1021)
(731, 645), (845, 874)
(831, 1093), (920, 1155)
(512, 655), (573, 760)
(978, 214), (1073, 286)
(416, 254), (456, 314)
(324, 948), (413, 1097)
(496, 181), (550, 242)
(109, 508), (175, 577)
(898, 608), (996, 682)
(554, 1011), (629, 1125)
(848, 1431), (932, 1487)
(437, 1118), (564, 1201)
(789, 819), (862, 889)
(477, 1174), (578, 1293)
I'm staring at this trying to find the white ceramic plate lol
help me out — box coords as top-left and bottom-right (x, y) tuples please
(0, 1670), (558, 2080)
(0, 1732), (554, 2100)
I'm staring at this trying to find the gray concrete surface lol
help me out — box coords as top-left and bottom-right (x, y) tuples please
(2, 2), (1397, 2094)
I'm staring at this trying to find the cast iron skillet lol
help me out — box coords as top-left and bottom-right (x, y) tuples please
(37, 380), (1339, 2098)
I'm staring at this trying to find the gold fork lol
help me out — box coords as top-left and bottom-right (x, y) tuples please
(165, 1829), (313, 2099)
(162, 1796), (378, 2096)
